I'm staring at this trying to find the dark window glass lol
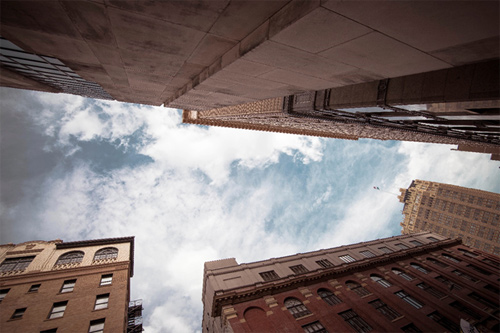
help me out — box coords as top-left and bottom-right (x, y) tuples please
(401, 323), (422, 333)
(370, 275), (391, 288)
(285, 298), (311, 318)
(468, 292), (498, 309)
(442, 253), (461, 263)
(318, 289), (342, 306)
(427, 258), (448, 268)
(379, 247), (393, 253)
(100, 274), (113, 286)
(452, 270), (478, 282)
(410, 240), (423, 246)
(396, 243), (409, 250)
(93, 248), (118, 261)
(0, 288), (10, 303)
(467, 264), (491, 276)
(94, 294), (109, 310)
(427, 311), (459, 332)
(392, 268), (415, 281)
(11, 308), (26, 319)
(60, 279), (76, 293)
(369, 299), (401, 320)
(290, 264), (308, 274)
(0, 256), (35, 272)
(449, 301), (481, 320)
(89, 318), (105, 333)
(302, 321), (328, 333)
(40, 329), (58, 333)
(360, 250), (376, 258)
(259, 270), (279, 281)
(346, 281), (371, 297)
(427, 237), (439, 242)
(316, 259), (333, 268)
(339, 309), (372, 333)
(417, 282), (446, 299)
(435, 275), (462, 290)
(55, 252), (84, 266)
(28, 284), (41, 293)
(395, 290), (423, 309)
(49, 301), (67, 319)
(410, 263), (430, 274)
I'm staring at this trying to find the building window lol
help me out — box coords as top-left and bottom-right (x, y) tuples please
(395, 243), (409, 250)
(339, 255), (356, 263)
(259, 270), (279, 281)
(0, 256), (35, 273)
(369, 299), (401, 321)
(55, 251), (84, 266)
(468, 292), (498, 310)
(11, 308), (26, 319)
(40, 329), (58, 333)
(48, 301), (67, 319)
(60, 279), (76, 293)
(401, 323), (422, 332)
(100, 274), (113, 286)
(395, 290), (424, 309)
(93, 248), (118, 261)
(0, 288), (10, 303)
(302, 321), (328, 333)
(360, 250), (376, 258)
(409, 240), (423, 246)
(290, 264), (308, 274)
(346, 281), (371, 297)
(370, 275), (391, 288)
(338, 309), (372, 333)
(392, 268), (415, 281)
(482, 258), (500, 268)
(442, 253), (461, 263)
(318, 288), (342, 306)
(416, 282), (446, 299)
(427, 237), (439, 242)
(484, 284), (499, 294)
(89, 318), (105, 333)
(28, 284), (41, 293)
(426, 258), (448, 268)
(285, 297), (311, 319)
(427, 311), (459, 332)
(457, 248), (478, 258)
(316, 259), (333, 268)
(467, 264), (492, 276)
(410, 263), (430, 274)
(378, 247), (393, 253)
(94, 294), (110, 310)
(435, 275), (462, 290)
(449, 301), (481, 320)
(452, 269), (478, 282)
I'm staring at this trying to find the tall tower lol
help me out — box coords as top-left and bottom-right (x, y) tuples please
(0, 237), (142, 333)
(202, 232), (499, 332)
(399, 180), (500, 255)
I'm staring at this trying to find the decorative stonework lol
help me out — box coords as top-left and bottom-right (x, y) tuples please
(92, 258), (118, 265)
(52, 263), (81, 270)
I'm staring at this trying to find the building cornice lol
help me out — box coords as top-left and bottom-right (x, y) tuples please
(209, 238), (461, 317)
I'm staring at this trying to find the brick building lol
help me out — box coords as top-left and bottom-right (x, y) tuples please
(0, 237), (142, 333)
(202, 232), (499, 332)
(1, 1), (498, 153)
(399, 180), (500, 256)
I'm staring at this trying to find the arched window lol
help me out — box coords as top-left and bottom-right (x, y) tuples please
(55, 251), (84, 266)
(346, 280), (371, 297)
(457, 248), (478, 258)
(370, 274), (391, 288)
(442, 253), (461, 263)
(284, 297), (311, 318)
(243, 307), (270, 331)
(318, 288), (342, 306)
(427, 258), (448, 268)
(392, 268), (415, 281)
(411, 263), (431, 274)
(94, 248), (118, 261)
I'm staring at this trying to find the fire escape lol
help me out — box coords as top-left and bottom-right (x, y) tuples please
(127, 299), (143, 332)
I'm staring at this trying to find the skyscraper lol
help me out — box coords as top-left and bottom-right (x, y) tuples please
(0, 237), (142, 333)
(399, 180), (500, 256)
(1, 1), (498, 151)
(202, 232), (499, 332)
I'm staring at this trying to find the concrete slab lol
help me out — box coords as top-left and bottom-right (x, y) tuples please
(87, 42), (123, 66)
(108, 7), (205, 57)
(319, 32), (450, 78)
(187, 34), (236, 67)
(105, 0), (229, 32)
(223, 59), (275, 77)
(269, 0), (320, 38)
(322, 1), (500, 53)
(120, 49), (186, 78)
(258, 68), (335, 90)
(271, 7), (372, 54)
(209, 1), (288, 41)
(101, 64), (130, 88)
(430, 36), (500, 66)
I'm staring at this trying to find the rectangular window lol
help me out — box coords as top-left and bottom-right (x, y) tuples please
(40, 329), (58, 333)
(468, 292), (498, 310)
(11, 308), (26, 319)
(28, 284), (41, 293)
(339, 255), (356, 263)
(259, 270), (279, 281)
(302, 321), (327, 333)
(467, 264), (491, 276)
(378, 247), (393, 253)
(316, 259), (333, 268)
(427, 237), (439, 242)
(338, 309), (372, 333)
(449, 301), (481, 320)
(0, 256), (35, 273)
(427, 311), (459, 332)
(48, 301), (67, 319)
(409, 240), (422, 246)
(416, 282), (446, 299)
(0, 288), (10, 303)
(435, 276), (462, 290)
(401, 323), (422, 333)
(395, 290), (423, 309)
(395, 243), (409, 250)
(100, 274), (112, 286)
(94, 294), (110, 310)
(369, 299), (401, 321)
(89, 318), (105, 333)
(60, 279), (76, 293)
(484, 284), (499, 294)
(360, 250), (376, 258)
(452, 270), (478, 282)
(290, 264), (308, 274)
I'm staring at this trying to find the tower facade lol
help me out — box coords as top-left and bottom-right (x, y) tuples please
(202, 232), (499, 332)
(399, 180), (500, 256)
(0, 237), (142, 333)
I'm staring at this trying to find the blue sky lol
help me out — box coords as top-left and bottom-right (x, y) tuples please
(1, 87), (499, 332)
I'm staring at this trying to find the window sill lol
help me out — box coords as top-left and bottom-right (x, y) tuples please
(295, 313), (314, 321)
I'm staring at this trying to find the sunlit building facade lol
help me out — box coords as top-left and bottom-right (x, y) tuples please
(399, 180), (500, 256)
(0, 237), (143, 333)
(202, 232), (499, 332)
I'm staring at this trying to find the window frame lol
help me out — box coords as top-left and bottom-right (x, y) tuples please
(259, 270), (280, 281)
(0, 288), (10, 303)
(94, 294), (110, 310)
(339, 254), (357, 263)
(100, 274), (113, 286)
(0, 256), (35, 273)
(60, 279), (76, 293)
(93, 247), (118, 261)
(48, 301), (68, 319)
(395, 290), (424, 309)
(55, 251), (84, 266)
(11, 308), (27, 320)
(28, 284), (41, 293)
(318, 288), (342, 306)
(290, 264), (309, 274)
(316, 259), (333, 268)
(370, 275), (391, 288)
(88, 318), (105, 333)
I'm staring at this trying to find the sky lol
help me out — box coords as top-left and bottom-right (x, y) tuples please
(0, 87), (499, 332)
